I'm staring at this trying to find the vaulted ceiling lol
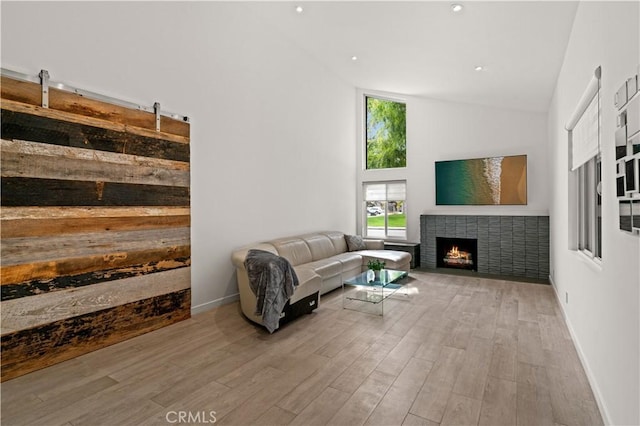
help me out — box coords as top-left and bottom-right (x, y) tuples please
(255, 1), (579, 112)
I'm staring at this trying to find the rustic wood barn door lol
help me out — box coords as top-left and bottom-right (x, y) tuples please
(0, 70), (192, 381)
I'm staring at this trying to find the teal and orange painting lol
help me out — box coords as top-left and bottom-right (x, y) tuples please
(435, 155), (527, 205)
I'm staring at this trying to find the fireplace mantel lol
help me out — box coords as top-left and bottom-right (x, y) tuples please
(420, 215), (549, 282)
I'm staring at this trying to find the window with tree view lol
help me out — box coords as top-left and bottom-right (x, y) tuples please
(366, 97), (406, 169)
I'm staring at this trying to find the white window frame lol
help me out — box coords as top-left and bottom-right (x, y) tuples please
(363, 94), (407, 171)
(362, 180), (407, 240)
(576, 155), (602, 260)
(357, 90), (409, 242)
(566, 67), (602, 263)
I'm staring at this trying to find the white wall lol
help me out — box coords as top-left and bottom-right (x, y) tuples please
(356, 90), (549, 243)
(547, 2), (640, 425)
(0, 2), (356, 313)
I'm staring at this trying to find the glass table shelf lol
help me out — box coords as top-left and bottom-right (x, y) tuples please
(342, 269), (409, 315)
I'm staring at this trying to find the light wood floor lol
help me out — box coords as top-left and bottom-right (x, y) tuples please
(1, 271), (603, 426)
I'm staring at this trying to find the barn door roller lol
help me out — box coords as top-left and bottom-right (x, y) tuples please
(39, 69), (49, 108)
(154, 102), (161, 132)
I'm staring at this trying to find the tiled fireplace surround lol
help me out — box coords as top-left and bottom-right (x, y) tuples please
(420, 215), (550, 281)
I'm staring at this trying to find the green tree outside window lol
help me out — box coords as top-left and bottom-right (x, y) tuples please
(366, 97), (406, 169)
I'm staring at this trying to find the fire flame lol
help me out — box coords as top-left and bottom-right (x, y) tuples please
(446, 246), (469, 260)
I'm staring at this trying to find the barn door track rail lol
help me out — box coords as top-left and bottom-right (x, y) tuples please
(1, 67), (189, 126)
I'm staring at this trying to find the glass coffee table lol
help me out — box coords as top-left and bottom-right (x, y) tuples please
(342, 269), (409, 315)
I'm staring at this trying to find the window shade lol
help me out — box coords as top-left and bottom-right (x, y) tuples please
(386, 182), (406, 200)
(364, 183), (387, 201)
(571, 93), (600, 170)
(364, 182), (406, 201)
(566, 66), (601, 171)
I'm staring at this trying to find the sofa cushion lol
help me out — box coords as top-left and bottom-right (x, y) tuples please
(356, 250), (412, 270)
(302, 234), (338, 261)
(305, 258), (343, 278)
(345, 234), (367, 251)
(289, 267), (322, 304)
(364, 239), (385, 250)
(332, 252), (363, 273)
(323, 231), (348, 254)
(271, 237), (313, 266)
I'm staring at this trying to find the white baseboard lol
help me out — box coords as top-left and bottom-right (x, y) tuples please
(549, 275), (611, 425)
(191, 293), (240, 316)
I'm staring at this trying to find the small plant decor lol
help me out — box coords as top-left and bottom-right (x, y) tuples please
(367, 259), (386, 271)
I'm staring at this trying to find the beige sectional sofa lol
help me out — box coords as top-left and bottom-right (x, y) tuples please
(231, 231), (411, 329)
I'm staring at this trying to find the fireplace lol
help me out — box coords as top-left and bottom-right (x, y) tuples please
(421, 215), (550, 281)
(436, 237), (478, 271)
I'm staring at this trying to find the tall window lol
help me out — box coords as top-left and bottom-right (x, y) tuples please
(364, 181), (406, 240)
(568, 67), (602, 261)
(366, 96), (406, 169)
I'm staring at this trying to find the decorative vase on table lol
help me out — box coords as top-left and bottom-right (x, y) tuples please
(367, 259), (386, 283)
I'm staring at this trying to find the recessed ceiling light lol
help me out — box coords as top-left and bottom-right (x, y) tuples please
(451, 4), (463, 13)
(295, 5), (303, 13)
(474, 65), (484, 71)
(351, 56), (358, 61)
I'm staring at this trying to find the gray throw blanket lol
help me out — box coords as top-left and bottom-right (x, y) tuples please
(244, 249), (299, 333)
